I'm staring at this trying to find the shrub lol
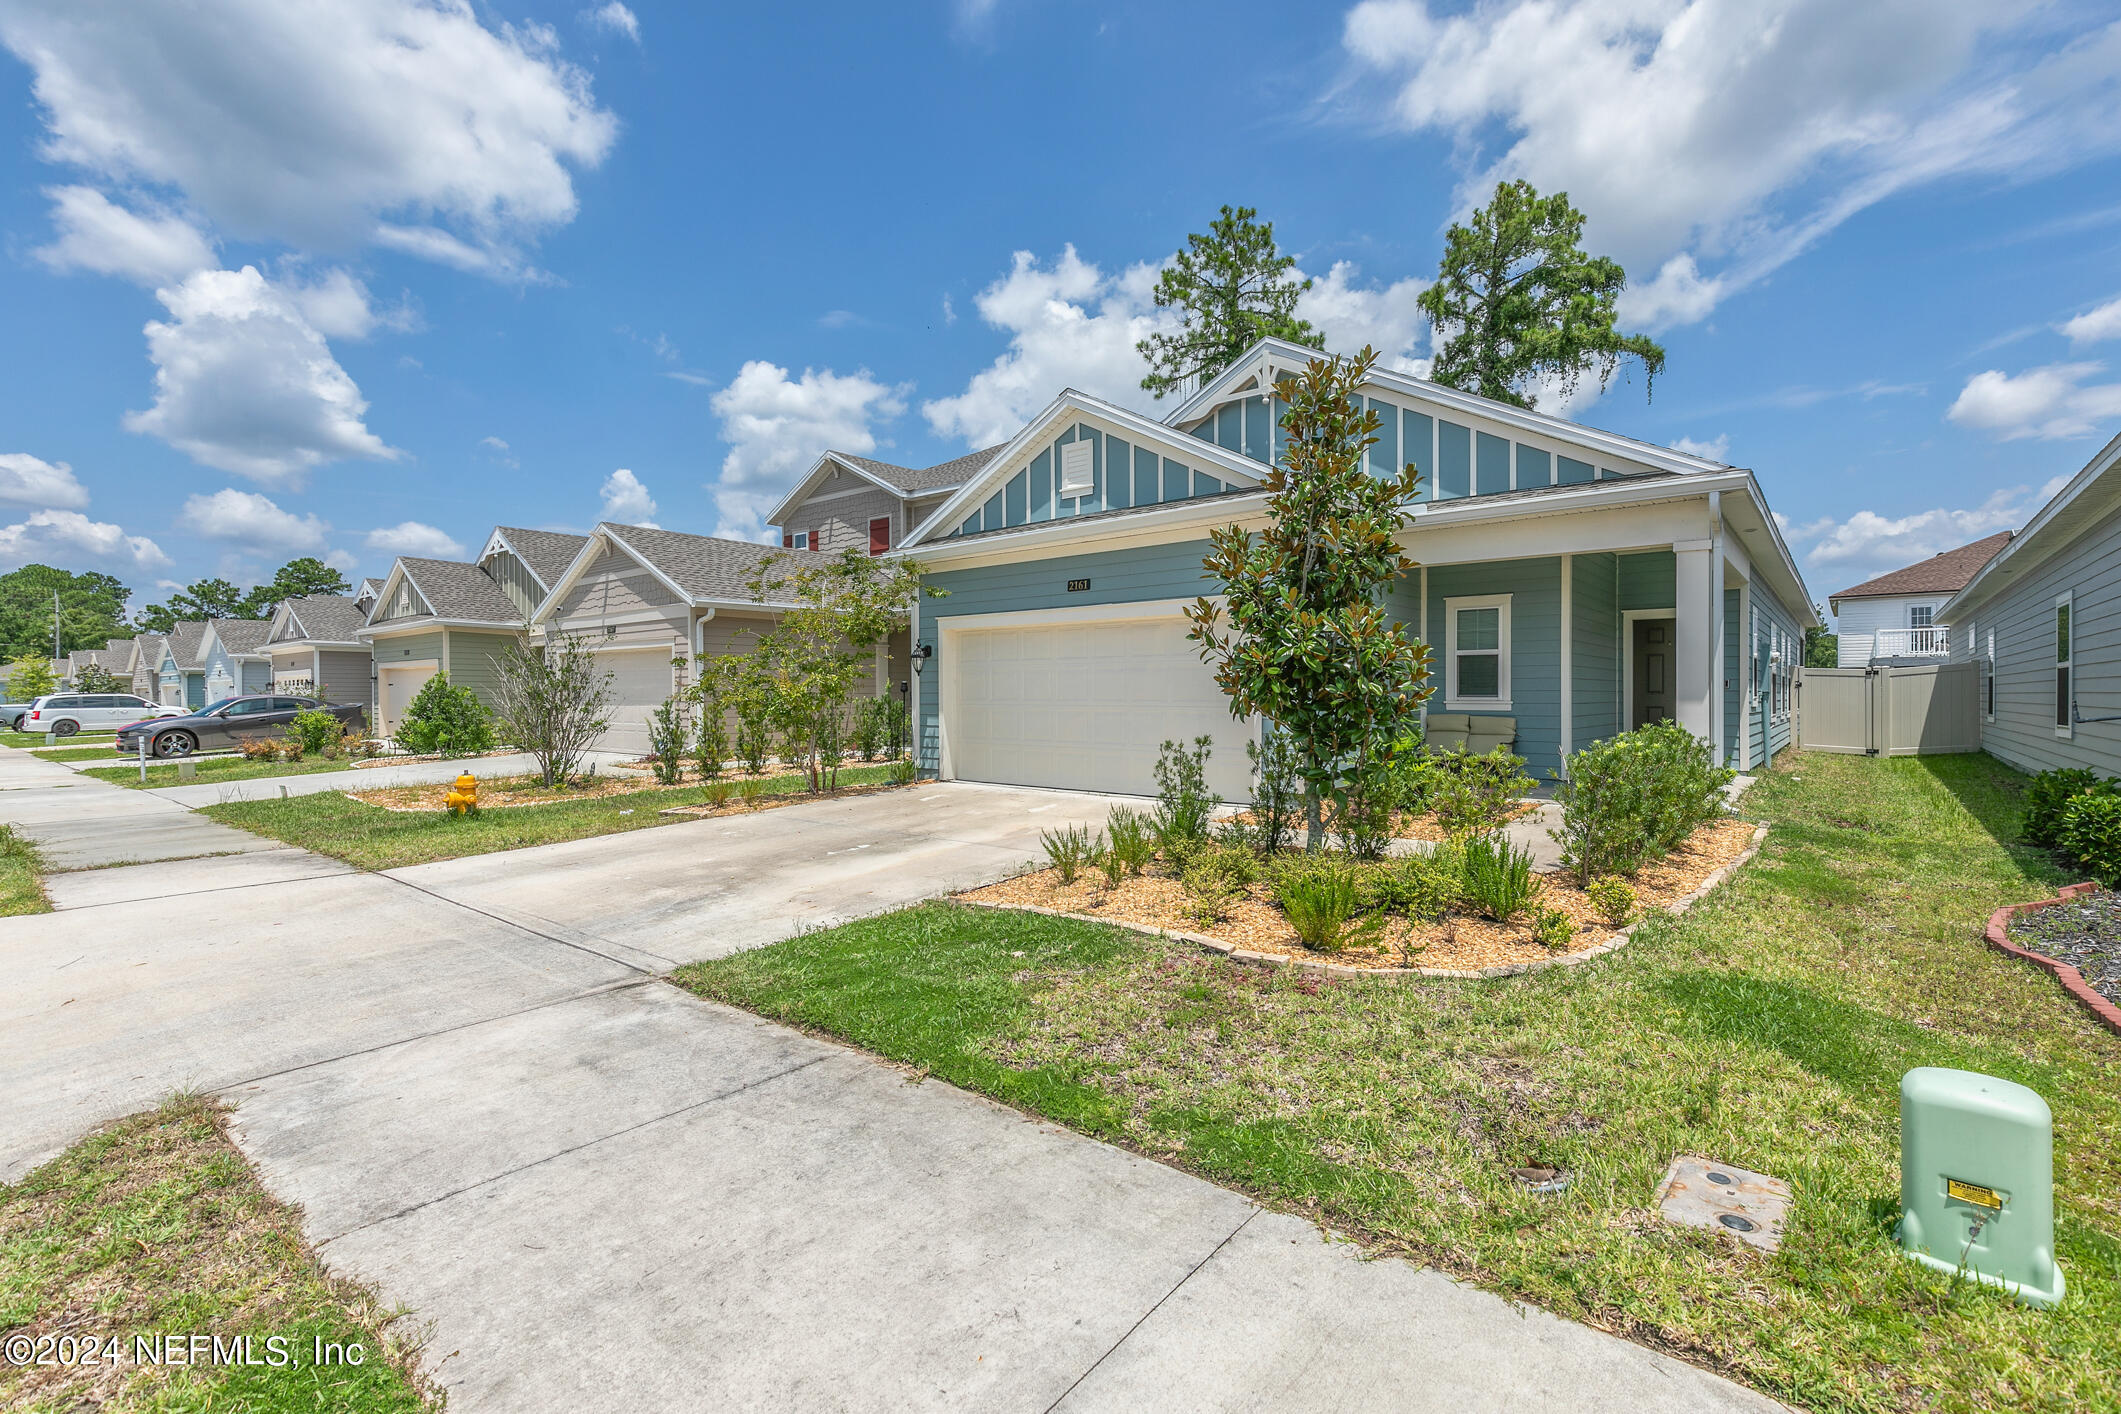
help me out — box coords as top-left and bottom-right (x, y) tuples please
(492, 634), (615, 788)
(1041, 824), (1099, 884)
(240, 737), (278, 761)
(734, 696), (771, 775)
(1460, 833), (1538, 922)
(1366, 851), (1460, 921)
(2059, 793), (2121, 885)
(693, 700), (727, 780)
(287, 708), (344, 757)
(1152, 736), (1221, 854)
(1429, 745), (1535, 838)
(1096, 846), (1125, 888)
(1246, 732), (1303, 855)
(738, 776), (768, 810)
(1584, 875), (1637, 927)
(1181, 844), (1254, 926)
(704, 779), (736, 811)
(1274, 862), (1380, 953)
(1530, 904), (1576, 951)
(396, 671), (497, 757)
(852, 697), (892, 762)
(2023, 767), (2112, 846)
(647, 697), (687, 784)
(889, 758), (917, 785)
(1550, 722), (1734, 884)
(1332, 756), (1402, 861)
(1107, 806), (1155, 875)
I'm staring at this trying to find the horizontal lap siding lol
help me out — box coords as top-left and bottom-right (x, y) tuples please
(1427, 558), (1563, 781)
(918, 540), (1223, 772)
(1753, 588), (1802, 766)
(445, 630), (520, 707)
(1976, 497), (2121, 775)
(371, 630), (445, 671)
(786, 485), (901, 554)
(1618, 550), (1676, 611)
(1572, 553), (1621, 751)
(317, 650), (372, 712)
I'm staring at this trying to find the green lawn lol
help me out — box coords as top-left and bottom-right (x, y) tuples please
(0, 824), (50, 916)
(31, 744), (133, 763)
(0, 1096), (434, 1412)
(79, 754), (348, 789)
(5, 731), (113, 750)
(677, 752), (2121, 1414)
(205, 764), (904, 870)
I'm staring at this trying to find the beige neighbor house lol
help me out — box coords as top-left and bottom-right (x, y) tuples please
(1829, 531), (2012, 666)
(769, 445), (1002, 557)
(263, 593), (375, 711)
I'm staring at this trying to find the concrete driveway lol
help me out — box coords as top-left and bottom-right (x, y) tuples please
(1, 749), (1784, 1413)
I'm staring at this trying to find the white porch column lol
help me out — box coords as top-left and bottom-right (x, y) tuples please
(1674, 539), (1716, 748)
(1559, 552), (1574, 758)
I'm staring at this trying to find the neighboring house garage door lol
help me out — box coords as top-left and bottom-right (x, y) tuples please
(942, 610), (1254, 800)
(377, 661), (439, 739)
(599, 646), (676, 756)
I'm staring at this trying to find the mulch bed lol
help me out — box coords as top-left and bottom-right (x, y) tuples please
(960, 815), (1759, 973)
(2004, 888), (2121, 1007)
(348, 765), (820, 811)
(1223, 798), (1541, 844)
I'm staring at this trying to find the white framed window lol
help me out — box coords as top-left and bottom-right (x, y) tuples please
(1444, 594), (1511, 709)
(1982, 626), (1995, 722)
(1057, 439), (1096, 497)
(1908, 604), (1934, 629)
(2056, 593), (2073, 737)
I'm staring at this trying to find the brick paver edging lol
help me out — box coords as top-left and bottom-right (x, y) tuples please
(1983, 881), (2121, 1038)
(963, 823), (1769, 981)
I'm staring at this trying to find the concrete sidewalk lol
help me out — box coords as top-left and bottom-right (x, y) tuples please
(1, 747), (1785, 1412)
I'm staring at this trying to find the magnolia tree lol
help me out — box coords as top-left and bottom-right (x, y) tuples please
(492, 631), (614, 787)
(1187, 347), (1433, 851)
(697, 548), (930, 793)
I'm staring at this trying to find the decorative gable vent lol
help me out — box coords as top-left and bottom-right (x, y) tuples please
(1057, 439), (1095, 496)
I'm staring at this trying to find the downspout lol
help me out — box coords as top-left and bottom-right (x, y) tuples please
(1708, 490), (1725, 766)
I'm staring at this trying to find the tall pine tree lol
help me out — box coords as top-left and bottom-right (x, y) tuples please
(1137, 205), (1321, 398)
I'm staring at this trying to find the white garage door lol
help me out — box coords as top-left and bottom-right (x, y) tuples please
(377, 662), (438, 739)
(598, 646), (676, 756)
(944, 613), (1253, 800)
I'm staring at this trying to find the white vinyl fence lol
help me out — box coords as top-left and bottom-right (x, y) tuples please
(1797, 662), (1982, 756)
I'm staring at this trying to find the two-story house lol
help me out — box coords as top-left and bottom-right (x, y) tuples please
(1828, 532), (2012, 665)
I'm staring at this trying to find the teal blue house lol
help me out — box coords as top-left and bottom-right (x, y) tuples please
(155, 621), (210, 710)
(897, 337), (1817, 799)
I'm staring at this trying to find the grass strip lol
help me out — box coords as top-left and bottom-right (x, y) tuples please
(0, 1094), (434, 1412)
(204, 763), (902, 870)
(79, 756), (352, 789)
(678, 752), (2121, 1413)
(0, 823), (51, 916)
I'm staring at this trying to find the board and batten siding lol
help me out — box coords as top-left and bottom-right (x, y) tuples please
(942, 423), (1239, 538)
(1968, 494), (2121, 775)
(916, 539), (1226, 773)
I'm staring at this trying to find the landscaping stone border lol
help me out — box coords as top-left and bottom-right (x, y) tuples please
(964, 823), (1769, 981)
(1984, 882), (2121, 1038)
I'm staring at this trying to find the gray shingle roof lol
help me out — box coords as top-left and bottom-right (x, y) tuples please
(835, 445), (1003, 495)
(494, 527), (590, 588)
(281, 594), (369, 645)
(398, 558), (522, 623)
(602, 524), (826, 603)
(131, 633), (166, 669)
(165, 621), (209, 671)
(206, 619), (270, 655)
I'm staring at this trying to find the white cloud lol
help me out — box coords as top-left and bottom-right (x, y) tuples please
(1669, 434), (1731, 463)
(581, 3), (640, 42)
(0, 453), (90, 510)
(0, 0), (618, 276)
(1794, 480), (2067, 597)
(711, 362), (908, 539)
(1947, 362), (2121, 441)
(1297, 260), (1431, 373)
(0, 508), (168, 572)
(33, 185), (215, 285)
(364, 521), (465, 558)
(284, 266), (405, 341)
(2061, 297), (2121, 345)
(177, 487), (330, 552)
(124, 266), (400, 484)
(599, 468), (659, 526)
(1340, 2), (2121, 327)
(922, 246), (1174, 447)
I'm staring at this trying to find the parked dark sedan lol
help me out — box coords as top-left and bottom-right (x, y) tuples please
(113, 694), (366, 759)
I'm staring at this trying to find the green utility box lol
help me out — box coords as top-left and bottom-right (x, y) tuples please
(1898, 1067), (2065, 1307)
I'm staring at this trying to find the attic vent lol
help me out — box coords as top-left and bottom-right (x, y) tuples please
(1058, 440), (1095, 497)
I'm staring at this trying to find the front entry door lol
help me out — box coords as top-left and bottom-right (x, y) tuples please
(1631, 617), (1676, 728)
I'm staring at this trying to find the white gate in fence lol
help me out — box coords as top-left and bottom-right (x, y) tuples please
(1797, 662), (1982, 756)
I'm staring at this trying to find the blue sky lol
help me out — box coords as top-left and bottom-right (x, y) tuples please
(2, 0), (2118, 623)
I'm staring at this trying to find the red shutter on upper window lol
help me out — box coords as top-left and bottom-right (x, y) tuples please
(869, 517), (890, 555)
(782, 533), (794, 548)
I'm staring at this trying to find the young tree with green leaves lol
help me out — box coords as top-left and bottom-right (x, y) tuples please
(6, 654), (57, 701)
(491, 632), (615, 788)
(1805, 609), (1839, 669)
(1187, 348), (1433, 850)
(1137, 205), (1322, 398)
(700, 548), (932, 793)
(139, 559), (355, 633)
(73, 662), (125, 694)
(1418, 179), (1665, 410)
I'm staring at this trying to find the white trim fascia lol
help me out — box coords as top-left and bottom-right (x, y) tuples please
(766, 451), (918, 528)
(1944, 430), (2121, 622)
(358, 617), (522, 642)
(479, 527), (560, 595)
(1560, 553), (1574, 758)
(1443, 592), (1512, 712)
(902, 390), (1269, 549)
(533, 524), (686, 623)
(1166, 335), (1729, 479)
(901, 491), (1274, 570)
(932, 596), (1213, 633)
(363, 561), (433, 628)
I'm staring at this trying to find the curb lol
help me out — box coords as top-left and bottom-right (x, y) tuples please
(965, 823), (1769, 982)
(1984, 882), (2121, 1037)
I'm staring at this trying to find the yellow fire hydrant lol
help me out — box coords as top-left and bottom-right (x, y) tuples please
(444, 771), (479, 816)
